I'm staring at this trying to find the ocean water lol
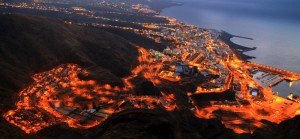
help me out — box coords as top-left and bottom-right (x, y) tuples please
(161, 0), (300, 96)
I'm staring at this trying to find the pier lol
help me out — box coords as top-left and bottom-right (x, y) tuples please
(268, 78), (285, 88)
(219, 31), (256, 60)
(262, 75), (279, 84)
(256, 72), (270, 80)
(248, 62), (300, 81)
(220, 31), (256, 52)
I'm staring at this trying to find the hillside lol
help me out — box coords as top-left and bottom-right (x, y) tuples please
(0, 14), (138, 106)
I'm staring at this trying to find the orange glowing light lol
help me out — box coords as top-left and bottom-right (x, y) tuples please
(4, 47), (177, 134)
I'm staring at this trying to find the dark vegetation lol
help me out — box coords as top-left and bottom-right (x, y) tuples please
(86, 109), (244, 139)
(192, 90), (236, 102)
(134, 80), (161, 96)
(0, 14), (138, 106)
(253, 115), (300, 139)
(97, 27), (168, 51)
(191, 90), (236, 108)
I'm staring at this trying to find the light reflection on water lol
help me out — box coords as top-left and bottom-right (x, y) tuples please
(161, 0), (300, 96)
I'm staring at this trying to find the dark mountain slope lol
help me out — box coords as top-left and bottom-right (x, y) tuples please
(253, 115), (300, 139)
(0, 14), (138, 106)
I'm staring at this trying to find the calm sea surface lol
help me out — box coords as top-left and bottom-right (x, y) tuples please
(161, 0), (300, 96)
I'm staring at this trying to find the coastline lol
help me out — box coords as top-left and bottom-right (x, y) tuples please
(158, 0), (300, 96)
(158, 1), (257, 61)
(146, 0), (183, 13)
(219, 31), (256, 61)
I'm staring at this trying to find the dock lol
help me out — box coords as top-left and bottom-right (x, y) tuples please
(268, 78), (285, 88)
(256, 72), (270, 80)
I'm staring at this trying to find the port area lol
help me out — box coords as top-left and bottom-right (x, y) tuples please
(146, 26), (300, 134)
(188, 56), (300, 134)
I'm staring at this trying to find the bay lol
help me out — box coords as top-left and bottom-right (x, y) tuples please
(161, 0), (300, 96)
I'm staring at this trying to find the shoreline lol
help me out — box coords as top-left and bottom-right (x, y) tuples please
(158, 1), (257, 61)
(158, 0), (300, 96)
(219, 31), (256, 60)
(147, 0), (183, 13)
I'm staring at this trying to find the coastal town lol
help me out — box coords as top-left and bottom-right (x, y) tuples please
(1, 0), (300, 135)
